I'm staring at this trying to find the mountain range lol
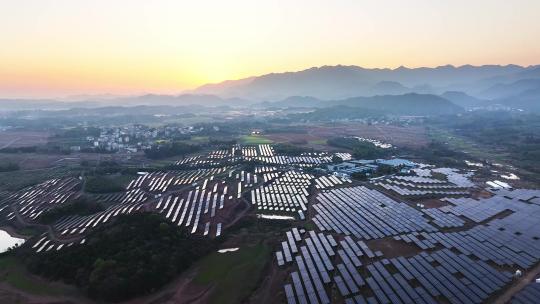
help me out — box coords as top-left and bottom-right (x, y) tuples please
(192, 64), (540, 112)
(192, 64), (540, 100)
(2, 64), (540, 114)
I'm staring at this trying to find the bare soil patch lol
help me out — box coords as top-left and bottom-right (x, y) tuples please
(306, 123), (429, 149)
(265, 123), (428, 152)
(367, 237), (423, 258)
(471, 189), (494, 200)
(421, 198), (450, 208)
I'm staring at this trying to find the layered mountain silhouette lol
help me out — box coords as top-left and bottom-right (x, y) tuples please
(3, 64), (540, 114)
(267, 93), (463, 116)
(192, 65), (539, 100)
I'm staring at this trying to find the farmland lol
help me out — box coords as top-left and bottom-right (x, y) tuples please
(0, 131), (50, 149)
(194, 243), (271, 304)
(241, 135), (274, 145)
(264, 123), (429, 151)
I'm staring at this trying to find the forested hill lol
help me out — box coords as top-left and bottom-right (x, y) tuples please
(284, 93), (463, 118)
(331, 93), (463, 115)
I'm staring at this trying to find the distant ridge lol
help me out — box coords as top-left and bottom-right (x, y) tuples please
(267, 93), (463, 116)
(192, 64), (540, 101)
(0, 94), (252, 111)
(2, 64), (540, 112)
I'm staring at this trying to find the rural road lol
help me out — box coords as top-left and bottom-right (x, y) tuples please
(0, 138), (20, 149)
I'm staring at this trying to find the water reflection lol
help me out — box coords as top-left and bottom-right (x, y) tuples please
(0, 229), (25, 253)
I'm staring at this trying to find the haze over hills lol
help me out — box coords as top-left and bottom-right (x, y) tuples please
(264, 93), (463, 116)
(192, 64), (540, 112)
(0, 94), (250, 111)
(2, 64), (540, 113)
(192, 64), (540, 100)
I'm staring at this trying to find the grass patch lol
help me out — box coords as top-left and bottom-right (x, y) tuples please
(308, 139), (327, 145)
(0, 256), (65, 296)
(428, 128), (503, 161)
(13, 227), (41, 237)
(190, 136), (210, 143)
(240, 135), (274, 145)
(194, 243), (271, 304)
(84, 176), (123, 193)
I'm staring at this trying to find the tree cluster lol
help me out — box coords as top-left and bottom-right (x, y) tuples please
(26, 214), (217, 302)
(144, 141), (201, 159)
(327, 137), (389, 159)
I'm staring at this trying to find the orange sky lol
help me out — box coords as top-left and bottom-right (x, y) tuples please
(1, 0), (539, 98)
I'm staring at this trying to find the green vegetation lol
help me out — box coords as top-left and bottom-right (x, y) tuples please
(0, 255), (65, 296)
(25, 214), (217, 302)
(290, 94), (463, 121)
(273, 143), (313, 156)
(227, 215), (295, 237)
(426, 111), (540, 181)
(0, 167), (73, 191)
(403, 141), (470, 169)
(194, 243), (271, 304)
(12, 227), (42, 237)
(38, 196), (105, 224)
(189, 136), (210, 143)
(290, 106), (384, 121)
(240, 135), (274, 145)
(81, 161), (146, 176)
(0, 162), (20, 172)
(351, 171), (368, 181)
(54, 127), (100, 139)
(144, 141), (201, 159)
(350, 164), (399, 181)
(327, 137), (390, 159)
(428, 128), (493, 160)
(0, 146), (38, 154)
(84, 175), (127, 193)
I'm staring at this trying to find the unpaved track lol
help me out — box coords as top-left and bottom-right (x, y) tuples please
(0, 138), (20, 149)
(493, 263), (540, 304)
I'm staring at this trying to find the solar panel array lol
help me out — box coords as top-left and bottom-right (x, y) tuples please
(32, 235), (86, 253)
(253, 153), (333, 167)
(335, 153), (353, 161)
(396, 224), (540, 269)
(33, 195), (146, 253)
(250, 171), (313, 213)
(53, 191), (146, 237)
(388, 193), (540, 270)
(3, 178), (80, 222)
(232, 170), (259, 197)
(314, 175), (349, 190)
(154, 178), (230, 237)
(126, 167), (231, 192)
(276, 183), (540, 303)
(489, 188), (540, 204)
(0, 191), (11, 224)
(373, 167), (474, 197)
(172, 144), (335, 168)
(432, 168), (475, 188)
(277, 228), (513, 304)
(30, 174), (239, 253)
(511, 280), (540, 304)
(254, 166), (278, 174)
(420, 208), (465, 228)
(312, 186), (437, 239)
(440, 196), (515, 223)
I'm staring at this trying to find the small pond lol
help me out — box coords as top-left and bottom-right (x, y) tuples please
(0, 229), (25, 253)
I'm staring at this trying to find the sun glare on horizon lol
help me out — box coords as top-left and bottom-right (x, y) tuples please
(1, 0), (539, 98)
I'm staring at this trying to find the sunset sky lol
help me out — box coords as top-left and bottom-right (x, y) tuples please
(1, 0), (539, 98)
